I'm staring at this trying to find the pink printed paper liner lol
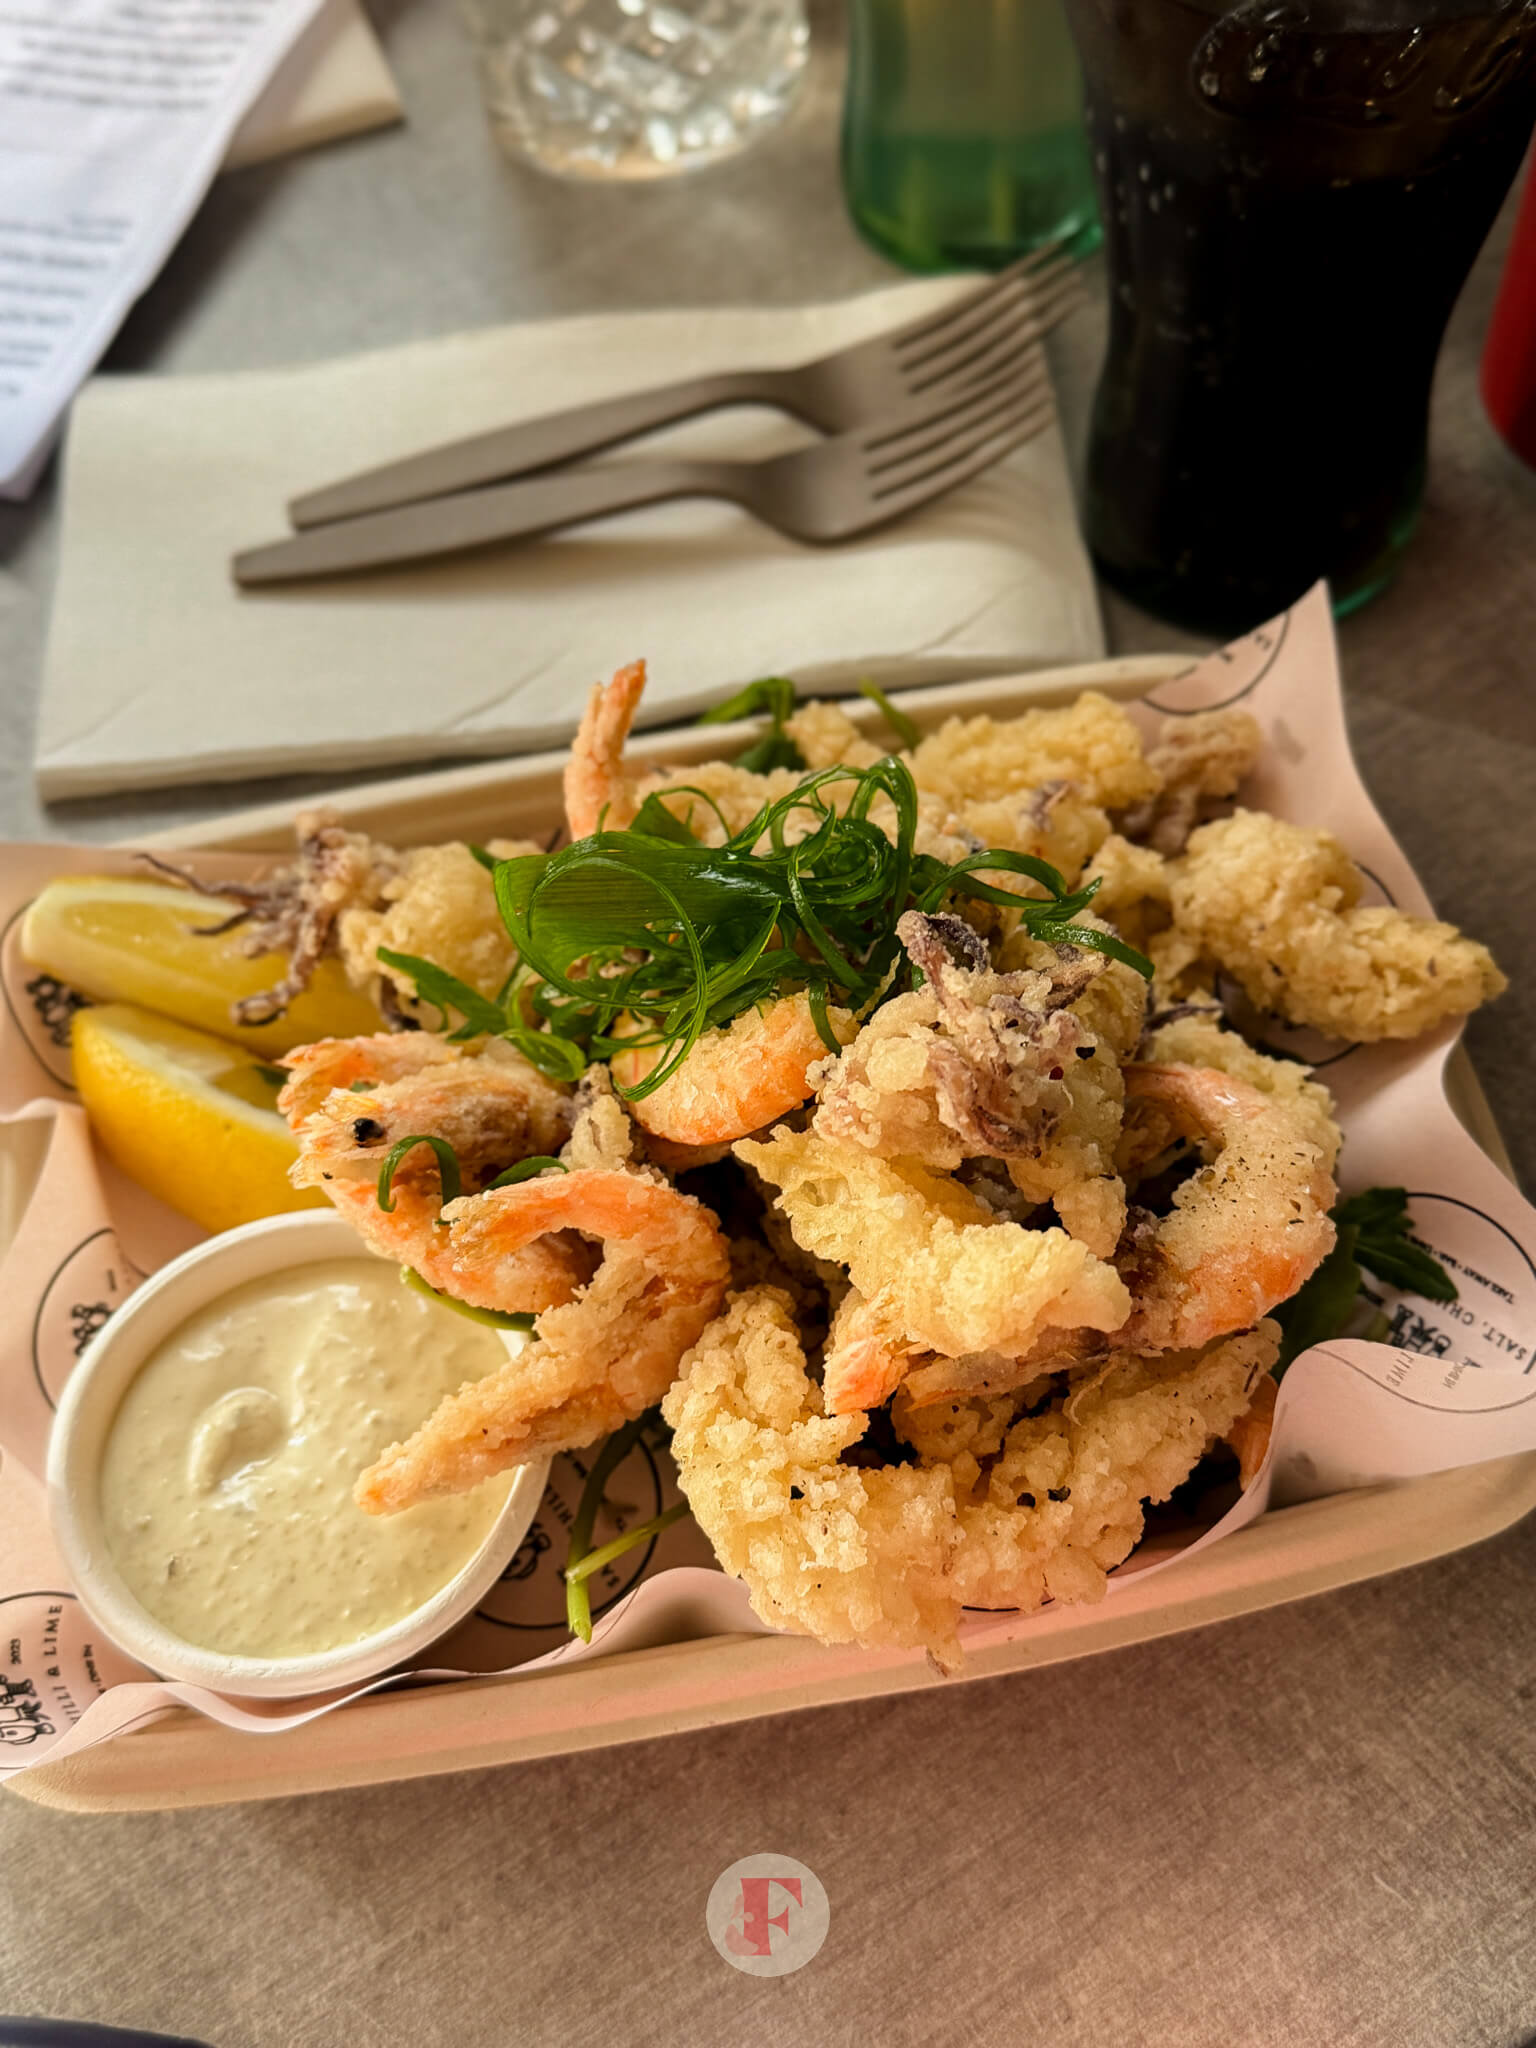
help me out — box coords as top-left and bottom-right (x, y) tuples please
(3, 583), (1533, 1779)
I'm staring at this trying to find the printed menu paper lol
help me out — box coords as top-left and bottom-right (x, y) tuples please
(1, 585), (1533, 1786)
(0, 0), (326, 497)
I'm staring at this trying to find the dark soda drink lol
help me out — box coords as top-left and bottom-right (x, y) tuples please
(1064, 0), (1536, 633)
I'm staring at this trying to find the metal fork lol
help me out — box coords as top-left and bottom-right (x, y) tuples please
(232, 354), (1058, 585)
(286, 246), (1085, 529)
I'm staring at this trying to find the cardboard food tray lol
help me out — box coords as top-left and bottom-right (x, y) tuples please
(11, 652), (1533, 1812)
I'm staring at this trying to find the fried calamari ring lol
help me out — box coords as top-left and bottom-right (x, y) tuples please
(735, 1129), (1131, 1363)
(1168, 809), (1506, 1041)
(663, 1287), (1279, 1669)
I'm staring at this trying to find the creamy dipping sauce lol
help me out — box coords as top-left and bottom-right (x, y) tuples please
(99, 1259), (515, 1660)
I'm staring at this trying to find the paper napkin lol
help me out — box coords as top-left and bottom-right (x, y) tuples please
(225, 0), (404, 170)
(37, 277), (1103, 799)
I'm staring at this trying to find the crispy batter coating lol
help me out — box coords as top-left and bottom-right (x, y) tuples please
(1119, 709), (1263, 855)
(1074, 836), (1220, 1011)
(148, 810), (399, 1025)
(562, 1065), (640, 1174)
(899, 1320), (1279, 1619)
(784, 701), (884, 771)
(663, 1289), (964, 1658)
(908, 691), (1160, 816)
(251, 673), (1510, 1644)
(1139, 1010), (1339, 1163)
(282, 1033), (590, 1314)
(664, 1286), (1277, 1666)
(946, 784), (1114, 888)
(735, 1127), (1130, 1359)
(1079, 833), (1172, 951)
(813, 913), (1131, 1257)
(337, 836), (537, 1013)
(1114, 1062), (1338, 1352)
(359, 1169), (730, 1510)
(1169, 810), (1507, 1040)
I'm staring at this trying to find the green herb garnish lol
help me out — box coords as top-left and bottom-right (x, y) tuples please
(1274, 1187), (1457, 1372)
(400, 1265), (537, 1332)
(376, 948), (505, 1041)
(1336, 1186), (1460, 1299)
(485, 1155), (568, 1189)
(376, 1133), (462, 1212)
(696, 676), (806, 773)
(483, 755), (1150, 1103)
(253, 1062), (288, 1089)
(563, 1417), (647, 1644)
(858, 678), (920, 751)
(564, 1501), (689, 1588)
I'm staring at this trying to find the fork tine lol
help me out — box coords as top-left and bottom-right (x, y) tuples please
(884, 241), (1072, 356)
(866, 386), (1059, 503)
(902, 268), (1088, 394)
(859, 394), (1060, 524)
(866, 387), (1052, 497)
(861, 353), (1052, 465)
(906, 298), (1084, 406)
(894, 252), (1079, 373)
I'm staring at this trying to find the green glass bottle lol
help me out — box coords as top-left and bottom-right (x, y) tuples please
(841, 0), (1102, 273)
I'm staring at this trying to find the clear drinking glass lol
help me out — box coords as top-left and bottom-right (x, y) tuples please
(1062, 0), (1536, 634)
(460, 0), (810, 180)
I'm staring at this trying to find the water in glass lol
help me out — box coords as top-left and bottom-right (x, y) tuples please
(463, 0), (810, 179)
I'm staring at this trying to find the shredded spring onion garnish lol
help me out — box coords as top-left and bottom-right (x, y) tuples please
(696, 675), (805, 773)
(857, 678), (920, 750)
(564, 1416), (647, 1643)
(376, 1134), (462, 1211)
(382, 754), (1151, 1101)
(374, 1136), (565, 1217)
(400, 1265), (536, 1332)
(565, 1503), (689, 1589)
(486, 1155), (568, 1189)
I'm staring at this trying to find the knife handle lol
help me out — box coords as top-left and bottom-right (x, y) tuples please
(235, 458), (743, 585)
(287, 370), (794, 528)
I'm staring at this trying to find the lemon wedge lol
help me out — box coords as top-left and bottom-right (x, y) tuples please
(71, 1004), (329, 1236)
(20, 875), (381, 1058)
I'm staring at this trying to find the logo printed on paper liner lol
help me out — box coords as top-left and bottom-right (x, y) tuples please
(32, 1226), (144, 1411)
(0, 1590), (131, 1767)
(707, 1854), (830, 1976)
(0, 1670), (52, 1747)
(1, 899), (85, 1090)
(1367, 1192), (1535, 1394)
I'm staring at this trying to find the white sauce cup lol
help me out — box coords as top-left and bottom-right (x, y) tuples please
(46, 1210), (548, 1699)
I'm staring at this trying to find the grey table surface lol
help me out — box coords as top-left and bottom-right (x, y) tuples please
(2, 6), (1535, 2045)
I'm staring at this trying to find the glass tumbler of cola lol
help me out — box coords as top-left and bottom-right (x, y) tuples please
(1062, 0), (1536, 633)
